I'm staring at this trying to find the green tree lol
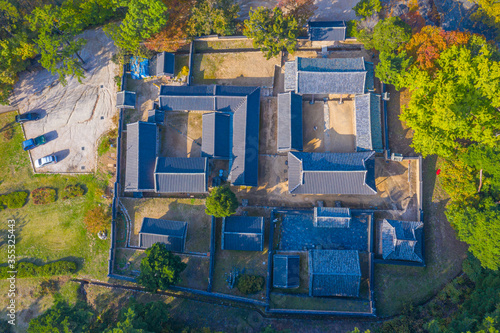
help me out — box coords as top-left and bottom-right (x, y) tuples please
(375, 50), (412, 89)
(204, 185), (238, 217)
(243, 7), (299, 59)
(27, 300), (94, 333)
(187, 0), (239, 37)
(136, 243), (187, 292)
(29, 4), (87, 85)
(447, 198), (500, 270)
(371, 17), (411, 54)
(353, 0), (381, 18)
(105, 0), (168, 53)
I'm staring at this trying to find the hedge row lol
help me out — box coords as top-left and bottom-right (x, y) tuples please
(61, 185), (85, 200)
(32, 187), (57, 205)
(0, 261), (77, 279)
(0, 191), (28, 210)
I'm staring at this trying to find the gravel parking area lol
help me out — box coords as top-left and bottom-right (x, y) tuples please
(13, 28), (118, 173)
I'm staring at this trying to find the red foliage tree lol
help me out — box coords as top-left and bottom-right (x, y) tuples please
(404, 26), (471, 72)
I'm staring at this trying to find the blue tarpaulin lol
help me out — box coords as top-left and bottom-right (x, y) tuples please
(130, 57), (149, 79)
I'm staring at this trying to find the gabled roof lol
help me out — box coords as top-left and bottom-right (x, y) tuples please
(284, 57), (367, 95)
(273, 255), (300, 289)
(116, 91), (136, 109)
(149, 52), (175, 77)
(158, 85), (260, 187)
(222, 216), (264, 251)
(355, 93), (383, 153)
(287, 151), (377, 195)
(308, 20), (346, 41)
(308, 249), (361, 297)
(125, 122), (158, 192)
(382, 219), (424, 263)
(139, 217), (188, 252)
(277, 92), (303, 152)
(202, 112), (231, 159)
(314, 207), (352, 228)
(147, 109), (165, 124)
(154, 157), (208, 193)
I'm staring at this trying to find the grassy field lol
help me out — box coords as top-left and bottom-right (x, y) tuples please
(0, 112), (112, 330)
(194, 39), (256, 52)
(270, 293), (372, 313)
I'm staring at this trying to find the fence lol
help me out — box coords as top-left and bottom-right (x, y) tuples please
(108, 64), (127, 277)
(207, 216), (216, 292)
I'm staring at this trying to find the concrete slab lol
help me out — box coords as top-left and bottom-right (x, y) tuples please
(14, 28), (118, 173)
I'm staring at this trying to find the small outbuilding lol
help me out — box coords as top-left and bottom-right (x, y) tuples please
(308, 249), (361, 297)
(381, 219), (424, 263)
(116, 91), (136, 109)
(308, 20), (347, 42)
(273, 254), (300, 289)
(139, 217), (188, 252)
(202, 112), (231, 159)
(222, 216), (264, 251)
(314, 207), (352, 228)
(147, 109), (165, 125)
(149, 52), (175, 78)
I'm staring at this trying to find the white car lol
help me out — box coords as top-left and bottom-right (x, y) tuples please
(35, 155), (57, 168)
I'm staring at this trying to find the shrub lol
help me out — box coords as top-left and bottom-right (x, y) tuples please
(2, 125), (14, 141)
(84, 205), (111, 233)
(98, 136), (111, 156)
(237, 274), (264, 294)
(0, 191), (28, 209)
(31, 187), (57, 205)
(62, 184), (85, 200)
(114, 75), (121, 90)
(0, 261), (77, 279)
(205, 185), (238, 217)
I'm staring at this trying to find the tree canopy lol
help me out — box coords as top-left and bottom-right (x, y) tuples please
(27, 300), (94, 333)
(353, 0), (381, 18)
(243, 7), (299, 59)
(136, 243), (187, 292)
(204, 185), (238, 217)
(105, 0), (168, 53)
(187, 0), (239, 37)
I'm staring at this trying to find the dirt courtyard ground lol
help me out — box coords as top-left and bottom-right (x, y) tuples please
(14, 28), (118, 173)
(160, 111), (204, 158)
(192, 52), (280, 87)
(303, 99), (356, 153)
(119, 198), (212, 253)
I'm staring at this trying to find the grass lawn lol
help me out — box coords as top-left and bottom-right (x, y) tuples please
(0, 112), (112, 330)
(194, 39), (256, 52)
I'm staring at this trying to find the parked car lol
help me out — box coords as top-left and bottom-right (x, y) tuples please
(22, 135), (46, 151)
(15, 112), (39, 123)
(34, 155), (57, 168)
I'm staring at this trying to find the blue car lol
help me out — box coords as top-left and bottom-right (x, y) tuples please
(22, 135), (46, 151)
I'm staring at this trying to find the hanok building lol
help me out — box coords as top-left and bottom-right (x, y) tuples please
(308, 20), (347, 43)
(124, 122), (208, 194)
(158, 85), (261, 187)
(314, 207), (352, 228)
(221, 216), (265, 251)
(308, 249), (361, 297)
(381, 219), (424, 263)
(287, 151), (377, 195)
(277, 92), (303, 153)
(125, 122), (159, 193)
(139, 217), (188, 252)
(273, 254), (300, 289)
(154, 157), (208, 194)
(149, 52), (175, 78)
(116, 91), (136, 109)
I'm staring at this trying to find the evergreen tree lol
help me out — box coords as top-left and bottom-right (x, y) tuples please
(187, 0), (239, 37)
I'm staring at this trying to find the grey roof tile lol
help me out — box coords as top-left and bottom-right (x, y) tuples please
(314, 207), (352, 228)
(288, 151), (377, 195)
(125, 122), (158, 192)
(277, 92), (303, 152)
(382, 219), (424, 263)
(273, 255), (300, 288)
(309, 249), (361, 297)
(354, 93), (383, 152)
(308, 21), (346, 41)
(116, 91), (136, 109)
(222, 216), (264, 251)
(139, 217), (187, 251)
(149, 52), (175, 77)
(202, 112), (231, 158)
(154, 157), (208, 193)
